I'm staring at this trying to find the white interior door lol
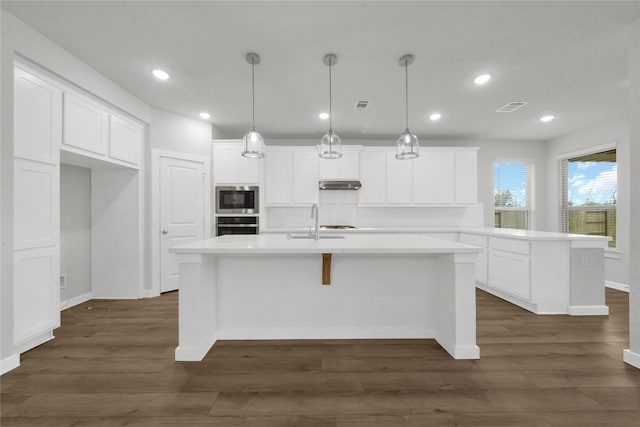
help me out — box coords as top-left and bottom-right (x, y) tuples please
(160, 156), (205, 293)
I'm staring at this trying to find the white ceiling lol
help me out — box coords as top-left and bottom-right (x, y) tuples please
(3, 1), (640, 142)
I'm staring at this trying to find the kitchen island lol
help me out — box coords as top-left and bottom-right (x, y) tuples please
(170, 234), (482, 362)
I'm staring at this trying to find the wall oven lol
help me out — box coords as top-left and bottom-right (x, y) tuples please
(215, 186), (259, 214)
(216, 216), (259, 236)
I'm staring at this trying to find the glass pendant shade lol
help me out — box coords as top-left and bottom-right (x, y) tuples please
(396, 128), (419, 159)
(319, 129), (342, 159)
(242, 129), (265, 159)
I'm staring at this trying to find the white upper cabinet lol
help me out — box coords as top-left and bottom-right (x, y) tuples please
(265, 149), (292, 205)
(213, 141), (261, 184)
(265, 147), (318, 206)
(318, 147), (361, 180)
(358, 150), (387, 205)
(413, 150), (455, 204)
(293, 150), (320, 204)
(358, 147), (479, 206)
(455, 150), (478, 204)
(62, 91), (144, 169)
(109, 115), (143, 168)
(63, 92), (109, 156)
(385, 152), (413, 204)
(14, 68), (61, 165)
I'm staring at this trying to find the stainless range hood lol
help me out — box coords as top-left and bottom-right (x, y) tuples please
(319, 180), (362, 190)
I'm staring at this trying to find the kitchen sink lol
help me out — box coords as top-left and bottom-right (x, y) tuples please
(287, 234), (345, 240)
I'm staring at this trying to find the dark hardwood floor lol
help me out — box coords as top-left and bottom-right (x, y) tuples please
(2, 288), (639, 426)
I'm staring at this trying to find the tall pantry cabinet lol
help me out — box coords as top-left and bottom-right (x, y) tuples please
(12, 66), (62, 351)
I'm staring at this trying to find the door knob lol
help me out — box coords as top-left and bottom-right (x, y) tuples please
(162, 229), (169, 235)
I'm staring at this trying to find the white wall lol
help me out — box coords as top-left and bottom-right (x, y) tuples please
(60, 164), (91, 304)
(545, 118), (629, 286)
(149, 108), (217, 158)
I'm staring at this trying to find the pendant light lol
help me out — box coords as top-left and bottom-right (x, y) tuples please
(396, 54), (419, 160)
(319, 54), (342, 159)
(242, 53), (265, 159)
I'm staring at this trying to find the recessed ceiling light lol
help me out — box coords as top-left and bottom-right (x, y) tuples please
(319, 112), (329, 120)
(474, 74), (491, 85)
(152, 69), (170, 80)
(199, 112), (211, 119)
(429, 113), (442, 121)
(540, 115), (555, 122)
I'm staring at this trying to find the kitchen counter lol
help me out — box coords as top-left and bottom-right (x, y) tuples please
(171, 233), (482, 254)
(171, 233), (481, 362)
(262, 226), (611, 244)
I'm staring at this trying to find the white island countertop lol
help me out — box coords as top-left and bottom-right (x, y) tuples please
(171, 233), (483, 255)
(261, 226), (610, 244)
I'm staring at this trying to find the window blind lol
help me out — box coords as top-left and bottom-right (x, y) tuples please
(561, 149), (616, 247)
(494, 161), (533, 230)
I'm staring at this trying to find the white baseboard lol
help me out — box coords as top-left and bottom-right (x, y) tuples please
(0, 354), (20, 375)
(623, 349), (640, 369)
(142, 289), (159, 298)
(605, 280), (629, 292)
(568, 305), (609, 316)
(60, 292), (92, 310)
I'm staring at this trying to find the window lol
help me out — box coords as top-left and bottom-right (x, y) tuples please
(561, 149), (616, 248)
(494, 161), (535, 230)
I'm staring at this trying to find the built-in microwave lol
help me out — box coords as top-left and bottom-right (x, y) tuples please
(215, 186), (259, 214)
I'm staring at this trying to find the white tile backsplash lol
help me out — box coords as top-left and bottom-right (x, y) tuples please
(266, 201), (484, 229)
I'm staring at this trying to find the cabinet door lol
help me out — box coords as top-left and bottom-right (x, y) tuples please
(386, 152), (413, 204)
(109, 115), (142, 168)
(339, 150), (360, 179)
(489, 248), (531, 300)
(237, 151), (261, 183)
(265, 150), (292, 204)
(456, 151), (478, 204)
(292, 150), (319, 205)
(63, 93), (109, 156)
(358, 151), (386, 204)
(509, 253), (531, 300)
(213, 143), (239, 184)
(14, 68), (61, 165)
(413, 151), (455, 204)
(489, 249), (511, 292)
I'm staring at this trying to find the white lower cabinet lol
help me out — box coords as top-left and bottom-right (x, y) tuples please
(488, 248), (531, 300)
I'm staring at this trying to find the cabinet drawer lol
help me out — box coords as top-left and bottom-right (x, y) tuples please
(459, 233), (487, 248)
(490, 237), (530, 255)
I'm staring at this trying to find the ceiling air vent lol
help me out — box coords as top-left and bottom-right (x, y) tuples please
(354, 100), (370, 111)
(496, 101), (528, 113)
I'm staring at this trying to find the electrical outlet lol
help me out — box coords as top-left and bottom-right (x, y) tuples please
(60, 274), (67, 289)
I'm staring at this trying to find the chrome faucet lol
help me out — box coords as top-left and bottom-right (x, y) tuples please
(310, 203), (320, 240)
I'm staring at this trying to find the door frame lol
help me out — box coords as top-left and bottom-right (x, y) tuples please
(151, 149), (211, 297)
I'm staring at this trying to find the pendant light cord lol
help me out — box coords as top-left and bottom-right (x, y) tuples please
(405, 60), (409, 130)
(329, 59), (333, 132)
(251, 58), (256, 131)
